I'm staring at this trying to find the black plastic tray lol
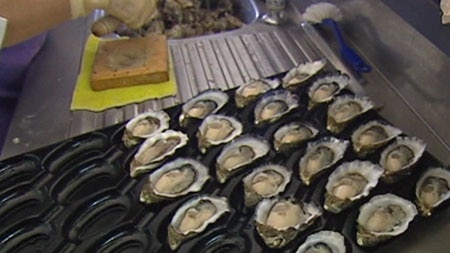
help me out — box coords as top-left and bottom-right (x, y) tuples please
(0, 72), (446, 253)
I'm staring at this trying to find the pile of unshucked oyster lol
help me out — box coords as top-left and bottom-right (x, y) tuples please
(117, 0), (244, 39)
(121, 59), (450, 252)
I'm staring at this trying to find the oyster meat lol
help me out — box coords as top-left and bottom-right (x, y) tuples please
(295, 230), (346, 253)
(255, 198), (322, 248)
(273, 122), (319, 153)
(351, 121), (402, 157)
(356, 194), (417, 247)
(415, 167), (450, 216)
(130, 130), (189, 177)
(139, 158), (210, 204)
(380, 136), (426, 183)
(216, 136), (270, 183)
(327, 95), (374, 133)
(196, 114), (243, 153)
(235, 78), (280, 108)
(253, 90), (299, 125)
(179, 89), (229, 126)
(282, 59), (327, 90)
(324, 161), (383, 213)
(307, 74), (349, 110)
(168, 195), (230, 250)
(242, 164), (292, 207)
(299, 137), (349, 186)
(122, 110), (170, 147)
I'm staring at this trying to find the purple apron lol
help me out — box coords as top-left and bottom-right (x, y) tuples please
(0, 33), (47, 153)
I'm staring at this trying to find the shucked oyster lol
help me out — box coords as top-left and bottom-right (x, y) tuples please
(179, 89), (229, 127)
(168, 195), (230, 250)
(327, 95), (374, 133)
(255, 198), (322, 248)
(216, 136), (270, 183)
(324, 161), (383, 213)
(415, 167), (450, 216)
(139, 158), (210, 204)
(254, 90), (299, 125)
(130, 130), (189, 177)
(380, 136), (426, 183)
(299, 137), (349, 186)
(242, 164), (292, 207)
(351, 121), (402, 157)
(307, 74), (349, 110)
(235, 78), (280, 108)
(295, 230), (346, 253)
(282, 59), (327, 90)
(196, 115), (243, 153)
(356, 194), (417, 247)
(122, 110), (170, 147)
(273, 122), (319, 153)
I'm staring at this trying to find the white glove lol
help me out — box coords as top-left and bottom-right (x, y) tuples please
(70, 0), (158, 36)
(441, 0), (450, 24)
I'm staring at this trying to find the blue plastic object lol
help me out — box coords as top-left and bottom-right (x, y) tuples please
(322, 18), (371, 73)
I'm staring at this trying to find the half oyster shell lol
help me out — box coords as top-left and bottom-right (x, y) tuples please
(324, 161), (383, 213)
(255, 198), (322, 248)
(216, 136), (270, 183)
(380, 136), (426, 183)
(130, 130), (189, 177)
(139, 158), (210, 204)
(168, 195), (230, 250)
(356, 194), (417, 247)
(295, 230), (346, 253)
(327, 95), (374, 133)
(351, 121), (402, 157)
(122, 110), (170, 147)
(254, 90), (299, 125)
(273, 122), (319, 153)
(307, 74), (349, 110)
(415, 167), (450, 216)
(299, 137), (349, 186)
(235, 78), (280, 108)
(242, 164), (292, 207)
(282, 59), (327, 90)
(179, 89), (229, 127)
(196, 114), (243, 154)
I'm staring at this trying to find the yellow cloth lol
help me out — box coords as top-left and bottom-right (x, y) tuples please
(70, 35), (177, 112)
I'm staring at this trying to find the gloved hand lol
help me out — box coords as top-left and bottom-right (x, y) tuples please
(441, 0), (450, 24)
(70, 0), (158, 36)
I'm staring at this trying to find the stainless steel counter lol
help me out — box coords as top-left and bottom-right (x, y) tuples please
(2, 0), (450, 167)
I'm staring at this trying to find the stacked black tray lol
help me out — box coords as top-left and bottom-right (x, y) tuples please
(0, 71), (446, 253)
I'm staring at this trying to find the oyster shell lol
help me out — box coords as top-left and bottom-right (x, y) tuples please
(216, 136), (270, 183)
(380, 136), (426, 183)
(253, 90), (299, 125)
(299, 137), (349, 186)
(282, 59), (327, 90)
(179, 89), (229, 126)
(122, 110), (170, 147)
(351, 121), (402, 157)
(327, 95), (374, 133)
(307, 74), (349, 110)
(273, 122), (319, 153)
(235, 78), (280, 108)
(324, 161), (383, 213)
(295, 230), (346, 253)
(168, 195), (230, 250)
(356, 194), (417, 247)
(139, 158), (210, 204)
(415, 167), (450, 216)
(130, 130), (189, 177)
(242, 164), (292, 207)
(196, 114), (243, 154)
(255, 198), (322, 248)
